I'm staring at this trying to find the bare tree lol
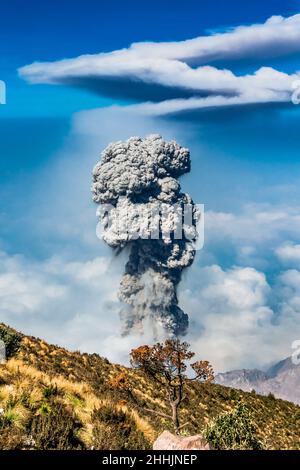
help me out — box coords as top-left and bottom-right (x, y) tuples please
(130, 339), (214, 434)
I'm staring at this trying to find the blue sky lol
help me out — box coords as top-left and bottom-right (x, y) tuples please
(1, 0), (300, 370)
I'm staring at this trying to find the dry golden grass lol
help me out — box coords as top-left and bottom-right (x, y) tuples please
(1, 356), (156, 448)
(1, 324), (300, 450)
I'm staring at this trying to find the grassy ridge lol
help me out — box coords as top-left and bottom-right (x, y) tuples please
(0, 324), (300, 450)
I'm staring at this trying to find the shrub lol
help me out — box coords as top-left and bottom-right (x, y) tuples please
(91, 405), (150, 450)
(0, 325), (22, 358)
(30, 402), (84, 450)
(0, 426), (24, 450)
(204, 402), (263, 450)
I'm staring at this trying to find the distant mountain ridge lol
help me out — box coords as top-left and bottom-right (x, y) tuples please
(216, 357), (300, 405)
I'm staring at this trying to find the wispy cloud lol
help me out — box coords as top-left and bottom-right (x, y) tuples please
(203, 204), (300, 270)
(19, 14), (300, 115)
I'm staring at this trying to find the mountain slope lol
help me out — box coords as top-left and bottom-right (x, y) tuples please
(1, 324), (300, 450)
(216, 358), (300, 405)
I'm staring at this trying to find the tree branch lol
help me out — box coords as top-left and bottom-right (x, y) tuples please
(177, 421), (190, 431)
(143, 407), (172, 420)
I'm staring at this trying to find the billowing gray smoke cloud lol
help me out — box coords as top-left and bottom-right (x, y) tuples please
(92, 134), (198, 337)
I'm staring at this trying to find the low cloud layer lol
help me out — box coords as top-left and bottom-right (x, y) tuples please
(19, 14), (300, 115)
(181, 262), (300, 371)
(1, 243), (300, 371)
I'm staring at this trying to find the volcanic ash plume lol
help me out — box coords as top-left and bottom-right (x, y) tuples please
(92, 134), (198, 337)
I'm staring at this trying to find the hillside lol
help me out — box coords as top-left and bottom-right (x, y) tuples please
(0, 324), (300, 450)
(216, 358), (300, 405)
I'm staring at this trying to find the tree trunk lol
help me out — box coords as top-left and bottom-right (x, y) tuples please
(171, 401), (180, 434)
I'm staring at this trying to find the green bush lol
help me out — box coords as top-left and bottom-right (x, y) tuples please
(0, 325), (22, 358)
(204, 402), (263, 450)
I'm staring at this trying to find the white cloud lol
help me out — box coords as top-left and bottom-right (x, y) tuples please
(206, 205), (300, 243)
(180, 263), (300, 371)
(0, 252), (66, 314)
(129, 14), (300, 63)
(18, 14), (300, 114)
(278, 269), (300, 318)
(131, 83), (291, 116)
(0, 250), (168, 365)
(275, 242), (300, 264)
(202, 204), (300, 270)
(1, 248), (300, 372)
(0, 251), (119, 357)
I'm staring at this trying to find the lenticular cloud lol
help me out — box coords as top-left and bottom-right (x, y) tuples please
(92, 134), (198, 337)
